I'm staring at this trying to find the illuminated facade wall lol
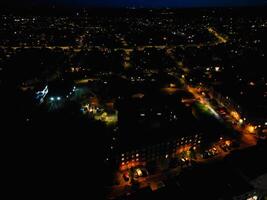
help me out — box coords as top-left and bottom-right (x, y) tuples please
(117, 133), (202, 167)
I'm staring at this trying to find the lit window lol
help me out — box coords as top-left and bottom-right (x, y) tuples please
(198, 140), (201, 144)
(136, 153), (139, 157)
(121, 158), (124, 161)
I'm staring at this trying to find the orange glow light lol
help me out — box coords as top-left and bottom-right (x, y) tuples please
(230, 111), (240, 121)
(246, 125), (255, 133)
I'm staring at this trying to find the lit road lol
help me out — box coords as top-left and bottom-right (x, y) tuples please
(187, 85), (258, 146)
(107, 166), (181, 199)
(0, 27), (228, 54)
(207, 27), (228, 44)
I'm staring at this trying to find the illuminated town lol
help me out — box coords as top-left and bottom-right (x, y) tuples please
(1, 5), (266, 200)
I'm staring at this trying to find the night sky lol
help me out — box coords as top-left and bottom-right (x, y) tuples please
(1, 0), (267, 8)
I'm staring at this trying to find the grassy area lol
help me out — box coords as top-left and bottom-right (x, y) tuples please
(194, 102), (213, 116)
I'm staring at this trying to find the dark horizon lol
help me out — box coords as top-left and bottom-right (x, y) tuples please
(1, 0), (267, 9)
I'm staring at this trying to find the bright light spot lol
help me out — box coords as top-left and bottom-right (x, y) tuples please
(246, 125), (255, 133)
(239, 119), (243, 124)
(50, 97), (54, 101)
(170, 83), (176, 88)
(165, 154), (169, 158)
(215, 66), (220, 72)
(136, 168), (143, 176)
(247, 196), (258, 200)
(225, 140), (231, 146)
(140, 113), (145, 117)
(136, 153), (139, 157)
(57, 97), (61, 101)
(230, 111), (240, 121)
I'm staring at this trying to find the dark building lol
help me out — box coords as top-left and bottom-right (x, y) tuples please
(112, 90), (209, 169)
